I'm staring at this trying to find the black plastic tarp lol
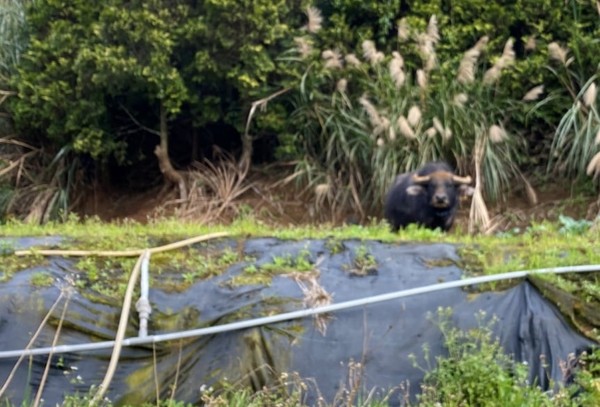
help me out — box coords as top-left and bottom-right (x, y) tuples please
(0, 237), (596, 405)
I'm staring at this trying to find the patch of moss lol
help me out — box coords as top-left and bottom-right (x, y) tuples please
(212, 296), (297, 323)
(153, 306), (202, 332)
(422, 258), (457, 268)
(0, 253), (48, 283)
(228, 249), (315, 287)
(68, 244), (243, 299)
(30, 271), (54, 287)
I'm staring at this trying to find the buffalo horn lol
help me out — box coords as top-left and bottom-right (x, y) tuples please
(412, 174), (431, 184)
(452, 175), (472, 184)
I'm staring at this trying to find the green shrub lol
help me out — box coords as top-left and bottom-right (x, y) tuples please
(413, 307), (597, 407)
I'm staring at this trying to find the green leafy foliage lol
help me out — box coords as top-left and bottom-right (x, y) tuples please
(8, 0), (297, 161)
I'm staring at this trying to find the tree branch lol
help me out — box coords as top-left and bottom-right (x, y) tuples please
(119, 104), (161, 137)
(241, 87), (290, 172)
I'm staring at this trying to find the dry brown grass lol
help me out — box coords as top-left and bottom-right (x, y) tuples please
(469, 139), (491, 234)
(0, 135), (81, 223)
(291, 269), (332, 335)
(177, 151), (254, 223)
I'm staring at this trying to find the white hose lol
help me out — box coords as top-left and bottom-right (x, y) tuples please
(136, 251), (152, 338)
(0, 264), (598, 359)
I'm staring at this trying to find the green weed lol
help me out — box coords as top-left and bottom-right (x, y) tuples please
(29, 271), (53, 287)
(413, 307), (597, 406)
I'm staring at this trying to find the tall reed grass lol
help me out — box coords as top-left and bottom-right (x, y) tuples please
(284, 9), (537, 225)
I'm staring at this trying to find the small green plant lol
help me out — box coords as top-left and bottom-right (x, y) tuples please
(347, 244), (377, 276)
(558, 215), (593, 235)
(257, 249), (314, 274)
(218, 247), (239, 265)
(233, 249), (314, 286)
(76, 257), (101, 282)
(294, 248), (313, 271)
(325, 238), (345, 254)
(571, 348), (600, 405)
(243, 264), (259, 274)
(412, 307), (591, 406)
(30, 271), (53, 287)
(0, 239), (15, 256)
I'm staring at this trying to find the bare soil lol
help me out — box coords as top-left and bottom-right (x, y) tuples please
(77, 170), (600, 233)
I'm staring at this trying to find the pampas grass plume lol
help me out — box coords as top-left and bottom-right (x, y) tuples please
(427, 15), (439, 44)
(453, 93), (469, 106)
(425, 127), (437, 138)
(525, 35), (537, 51)
(362, 40), (384, 65)
(322, 49), (342, 69)
(586, 151), (600, 179)
(483, 38), (514, 84)
(345, 53), (361, 67)
(584, 82), (597, 107)
(389, 52), (406, 88)
(483, 66), (502, 85)
(359, 95), (383, 130)
(548, 42), (568, 65)
(457, 36), (488, 84)
(417, 69), (427, 89)
(397, 116), (416, 139)
(522, 85), (544, 101)
(397, 18), (409, 41)
(388, 126), (397, 141)
(375, 117), (391, 136)
(304, 6), (323, 33)
(488, 124), (507, 143)
(407, 106), (422, 127)
(294, 37), (312, 59)
(500, 38), (515, 67)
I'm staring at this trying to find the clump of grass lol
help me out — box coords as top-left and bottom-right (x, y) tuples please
(29, 270), (53, 287)
(458, 221), (600, 277)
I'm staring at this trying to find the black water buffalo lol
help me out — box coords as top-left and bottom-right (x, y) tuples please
(384, 162), (472, 232)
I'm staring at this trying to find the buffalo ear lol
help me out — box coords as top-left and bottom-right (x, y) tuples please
(459, 185), (475, 197)
(406, 185), (424, 196)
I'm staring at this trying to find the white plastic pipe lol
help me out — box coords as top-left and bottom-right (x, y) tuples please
(135, 251), (151, 338)
(0, 264), (598, 359)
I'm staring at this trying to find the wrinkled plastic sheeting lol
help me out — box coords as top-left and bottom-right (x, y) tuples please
(0, 237), (596, 405)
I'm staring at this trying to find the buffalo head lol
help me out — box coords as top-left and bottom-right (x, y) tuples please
(407, 171), (472, 209)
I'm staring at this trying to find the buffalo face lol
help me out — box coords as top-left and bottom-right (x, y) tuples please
(408, 171), (472, 209)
